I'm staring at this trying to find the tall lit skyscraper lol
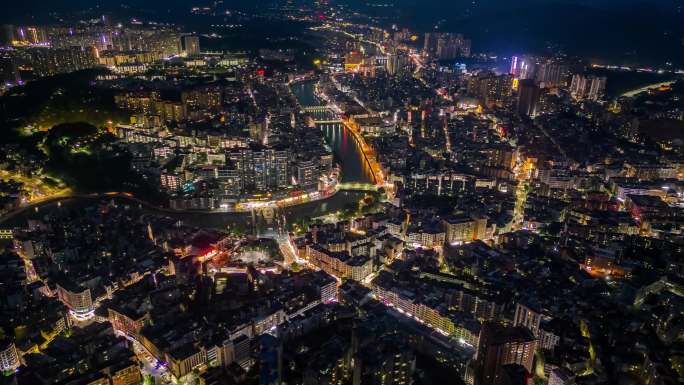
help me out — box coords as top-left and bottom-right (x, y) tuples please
(0, 341), (20, 372)
(386, 50), (410, 76)
(516, 79), (541, 117)
(511, 56), (538, 80)
(0, 55), (20, 85)
(423, 32), (471, 59)
(468, 73), (513, 108)
(183, 35), (200, 56)
(569, 74), (607, 101)
(535, 62), (570, 88)
(510, 56), (521, 77)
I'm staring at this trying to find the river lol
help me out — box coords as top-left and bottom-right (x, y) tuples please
(290, 80), (375, 184)
(2, 80), (374, 231)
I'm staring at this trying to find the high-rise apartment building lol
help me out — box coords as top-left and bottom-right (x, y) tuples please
(474, 323), (536, 385)
(227, 147), (290, 193)
(513, 303), (543, 336)
(548, 367), (575, 385)
(535, 62), (569, 88)
(569, 74), (607, 101)
(424, 32), (471, 59)
(183, 35), (200, 56)
(517, 79), (541, 117)
(0, 55), (20, 85)
(468, 73), (513, 108)
(56, 283), (95, 320)
(386, 50), (410, 76)
(29, 46), (99, 77)
(0, 341), (20, 372)
(443, 215), (488, 244)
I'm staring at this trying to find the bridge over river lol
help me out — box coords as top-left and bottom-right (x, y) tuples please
(302, 105), (342, 124)
(338, 182), (380, 192)
(293, 80), (385, 186)
(0, 80), (384, 233)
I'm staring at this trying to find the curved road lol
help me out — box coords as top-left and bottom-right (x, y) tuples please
(2, 79), (378, 227)
(0, 192), (184, 225)
(621, 80), (677, 98)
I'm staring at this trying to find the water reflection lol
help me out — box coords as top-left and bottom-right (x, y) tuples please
(3, 80), (375, 230)
(320, 123), (374, 184)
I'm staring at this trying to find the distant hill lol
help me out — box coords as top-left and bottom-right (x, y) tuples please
(357, 0), (684, 67)
(3, 0), (683, 66)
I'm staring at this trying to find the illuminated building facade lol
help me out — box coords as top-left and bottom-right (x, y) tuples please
(108, 307), (150, 340)
(306, 245), (373, 282)
(28, 46), (99, 76)
(296, 158), (320, 190)
(386, 50), (410, 76)
(345, 51), (364, 72)
(443, 216), (488, 244)
(407, 227), (445, 248)
(534, 62), (569, 88)
(109, 361), (143, 385)
(168, 345), (208, 379)
(423, 32), (471, 59)
(183, 35), (200, 56)
(474, 323), (536, 385)
(569, 74), (607, 101)
(512, 303), (542, 336)
(0, 341), (20, 372)
(56, 283), (95, 321)
(468, 73), (513, 108)
(516, 79), (541, 117)
(371, 273), (481, 347)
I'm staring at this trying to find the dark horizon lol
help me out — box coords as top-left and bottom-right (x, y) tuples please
(3, 0), (683, 67)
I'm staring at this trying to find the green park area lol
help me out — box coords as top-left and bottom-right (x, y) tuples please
(0, 70), (162, 204)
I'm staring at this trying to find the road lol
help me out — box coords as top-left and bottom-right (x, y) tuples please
(277, 234), (300, 266)
(535, 122), (569, 162)
(0, 170), (71, 204)
(316, 78), (387, 187)
(0, 192), (148, 225)
(621, 80), (677, 98)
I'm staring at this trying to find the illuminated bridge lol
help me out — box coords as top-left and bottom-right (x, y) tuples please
(292, 80), (385, 188)
(304, 106), (386, 186)
(302, 106), (342, 124)
(338, 182), (380, 192)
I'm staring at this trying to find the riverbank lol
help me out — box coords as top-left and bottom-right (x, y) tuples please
(587, 67), (681, 98)
(1, 79), (378, 231)
(621, 80), (678, 98)
(0, 192), (198, 226)
(0, 189), (374, 232)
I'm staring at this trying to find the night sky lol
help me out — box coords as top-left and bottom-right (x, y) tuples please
(3, 0), (683, 66)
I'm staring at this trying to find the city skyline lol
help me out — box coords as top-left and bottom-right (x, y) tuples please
(0, 2), (683, 385)
(3, 0), (683, 67)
